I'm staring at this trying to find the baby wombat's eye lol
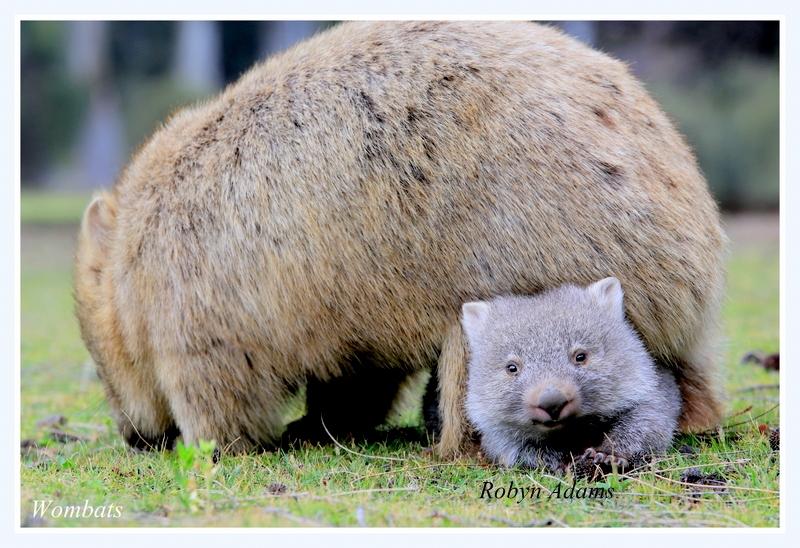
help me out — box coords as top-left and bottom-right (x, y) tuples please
(572, 350), (588, 365)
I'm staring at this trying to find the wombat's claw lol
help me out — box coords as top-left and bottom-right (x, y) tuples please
(607, 455), (628, 469)
(581, 448), (628, 470)
(582, 447), (600, 461)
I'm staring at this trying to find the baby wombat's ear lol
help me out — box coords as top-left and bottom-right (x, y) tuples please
(588, 277), (624, 318)
(461, 301), (491, 349)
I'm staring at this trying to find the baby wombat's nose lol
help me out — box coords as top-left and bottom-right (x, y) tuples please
(534, 387), (574, 421)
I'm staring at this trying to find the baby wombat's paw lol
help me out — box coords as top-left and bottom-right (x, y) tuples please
(583, 447), (629, 469)
(573, 447), (630, 478)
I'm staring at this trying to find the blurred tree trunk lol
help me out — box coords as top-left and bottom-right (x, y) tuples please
(258, 21), (325, 57)
(75, 89), (125, 189)
(173, 21), (222, 92)
(67, 21), (125, 190)
(560, 21), (597, 46)
(66, 21), (106, 82)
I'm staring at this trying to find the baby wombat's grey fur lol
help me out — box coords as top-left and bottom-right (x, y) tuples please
(462, 278), (681, 471)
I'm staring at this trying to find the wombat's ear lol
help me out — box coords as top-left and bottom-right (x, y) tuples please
(81, 194), (116, 253)
(588, 277), (624, 317)
(461, 301), (490, 347)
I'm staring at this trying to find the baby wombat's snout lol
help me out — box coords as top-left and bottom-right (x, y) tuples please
(525, 382), (580, 424)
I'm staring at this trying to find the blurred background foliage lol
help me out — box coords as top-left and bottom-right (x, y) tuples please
(21, 21), (778, 211)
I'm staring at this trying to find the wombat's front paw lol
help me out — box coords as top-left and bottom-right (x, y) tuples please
(579, 447), (629, 471)
(281, 416), (330, 446)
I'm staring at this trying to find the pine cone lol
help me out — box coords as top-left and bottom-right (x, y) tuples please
(769, 428), (780, 451)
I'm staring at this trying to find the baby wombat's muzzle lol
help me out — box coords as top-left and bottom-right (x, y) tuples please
(525, 382), (580, 423)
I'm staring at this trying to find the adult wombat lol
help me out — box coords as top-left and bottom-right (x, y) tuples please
(74, 21), (726, 455)
(461, 278), (681, 471)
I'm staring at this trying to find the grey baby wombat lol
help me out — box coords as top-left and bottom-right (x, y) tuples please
(461, 277), (681, 472)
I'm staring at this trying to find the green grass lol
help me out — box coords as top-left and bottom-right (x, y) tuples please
(19, 212), (779, 528)
(21, 191), (93, 225)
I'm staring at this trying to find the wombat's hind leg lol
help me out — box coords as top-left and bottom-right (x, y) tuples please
(157, 348), (285, 454)
(103, 366), (179, 451)
(123, 421), (181, 451)
(673, 327), (725, 433)
(435, 321), (472, 458)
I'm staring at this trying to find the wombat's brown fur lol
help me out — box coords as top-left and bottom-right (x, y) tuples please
(74, 21), (726, 455)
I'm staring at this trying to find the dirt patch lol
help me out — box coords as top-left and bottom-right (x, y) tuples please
(722, 212), (778, 249)
(22, 224), (79, 272)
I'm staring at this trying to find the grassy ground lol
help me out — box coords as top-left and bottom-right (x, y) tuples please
(20, 191), (95, 225)
(19, 197), (780, 527)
